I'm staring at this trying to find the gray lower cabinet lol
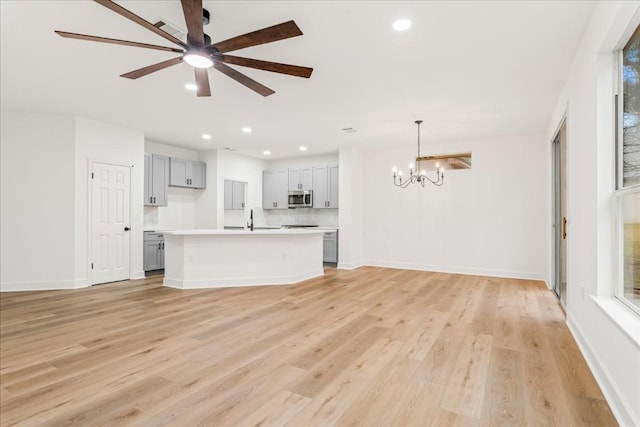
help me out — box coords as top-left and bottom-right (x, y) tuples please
(169, 158), (206, 189)
(143, 232), (165, 271)
(323, 231), (338, 263)
(144, 154), (169, 206)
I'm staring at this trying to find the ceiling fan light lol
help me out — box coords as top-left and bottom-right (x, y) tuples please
(183, 52), (213, 69)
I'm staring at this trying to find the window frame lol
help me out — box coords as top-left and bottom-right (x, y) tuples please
(615, 38), (640, 315)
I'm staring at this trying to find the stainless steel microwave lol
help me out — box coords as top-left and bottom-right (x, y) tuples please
(288, 190), (313, 208)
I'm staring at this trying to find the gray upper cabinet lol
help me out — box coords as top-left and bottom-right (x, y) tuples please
(232, 181), (245, 210)
(288, 167), (313, 191)
(170, 158), (206, 189)
(225, 180), (245, 210)
(144, 153), (169, 206)
(190, 161), (206, 188)
(263, 170), (288, 209)
(313, 165), (339, 208)
(224, 180), (233, 210)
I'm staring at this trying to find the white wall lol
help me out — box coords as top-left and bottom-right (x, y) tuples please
(144, 140), (202, 230)
(546, 2), (640, 425)
(195, 149), (220, 229)
(0, 112), (144, 289)
(0, 110), (76, 290)
(338, 147), (364, 269)
(267, 153), (339, 170)
(75, 117), (145, 283)
(359, 134), (548, 279)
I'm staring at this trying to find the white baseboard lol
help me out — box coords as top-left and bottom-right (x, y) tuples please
(163, 269), (324, 289)
(74, 278), (89, 289)
(363, 259), (546, 281)
(566, 316), (639, 427)
(337, 261), (365, 270)
(131, 270), (145, 280)
(1, 279), (79, 292)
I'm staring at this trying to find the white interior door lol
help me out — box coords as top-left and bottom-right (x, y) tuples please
(91, 162), (131, 284)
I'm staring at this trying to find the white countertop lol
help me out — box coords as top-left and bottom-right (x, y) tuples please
(164, 228), (336, 236)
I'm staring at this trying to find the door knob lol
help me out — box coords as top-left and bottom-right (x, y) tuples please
(124, 227), (130, 231)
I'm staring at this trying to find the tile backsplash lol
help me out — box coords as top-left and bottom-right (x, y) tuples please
(225, 208), (338, 228)
(262, 208), (339, 227)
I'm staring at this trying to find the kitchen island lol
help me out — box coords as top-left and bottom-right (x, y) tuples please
(162, 229), (331, 289)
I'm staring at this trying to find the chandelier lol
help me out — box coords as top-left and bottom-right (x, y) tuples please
(392, 120), (444, 188)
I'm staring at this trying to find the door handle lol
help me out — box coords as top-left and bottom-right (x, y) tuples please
(161, 242), (164, 249)
(562, 217), (567, 239)
(124, 227), (130, 231)
(158, 243), (161, 249)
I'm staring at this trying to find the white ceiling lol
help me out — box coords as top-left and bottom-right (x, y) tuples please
(1, 1), (594, 159)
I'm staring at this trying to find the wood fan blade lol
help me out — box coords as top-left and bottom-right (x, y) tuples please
(221, 55), (313, 78)
(212, 20), (303, 54)
(54, 31), (184, 53)
(195, 68), (211, 96)
(121, 57), (183, 79)
(94, 0), (187, 48)
(213, 62), (275, 96)
(181, 0), (204, 47)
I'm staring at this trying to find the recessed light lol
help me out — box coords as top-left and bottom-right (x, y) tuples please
(263, 150), (271, 155)
(393, 18), (412, 31)
(299, 146), (307, 151)
(242, 127), (252, 133)
(201, 133), (212, 140)
(185, 83), (197, 91)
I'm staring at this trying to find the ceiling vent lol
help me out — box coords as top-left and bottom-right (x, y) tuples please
(152, 18), (186, 42)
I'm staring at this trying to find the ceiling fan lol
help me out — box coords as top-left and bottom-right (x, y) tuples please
(55, 0), (313, 97)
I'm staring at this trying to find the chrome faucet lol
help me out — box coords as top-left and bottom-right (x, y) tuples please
(247, 208), (254, 231)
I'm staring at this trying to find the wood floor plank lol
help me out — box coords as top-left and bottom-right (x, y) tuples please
(334, 353), (422, 426)
(479, 347), (526, 426)
(234, 390), (310, 427)
(0, 268), (617, 426)
(402, 309), (450, 361)
(286, 338), (404, 426)
(440, 332), (493, 419)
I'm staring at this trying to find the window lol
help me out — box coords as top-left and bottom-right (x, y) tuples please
(617, 25), (640, 313)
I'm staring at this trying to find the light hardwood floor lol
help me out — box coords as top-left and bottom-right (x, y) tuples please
(0, 267), (616, 426)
